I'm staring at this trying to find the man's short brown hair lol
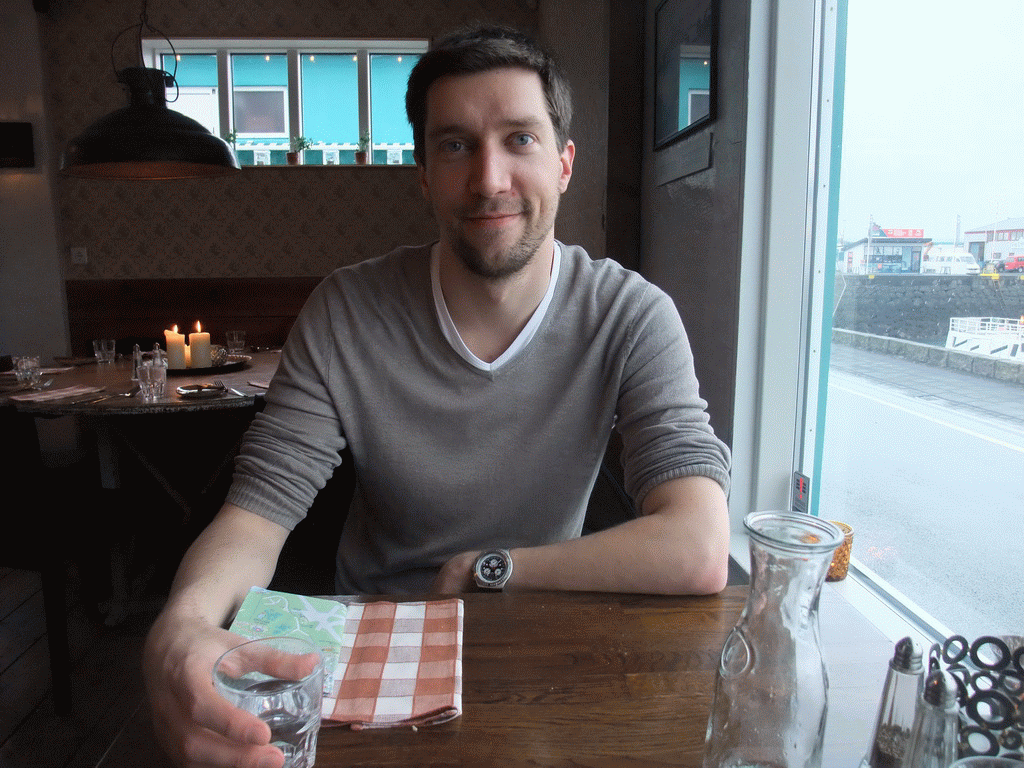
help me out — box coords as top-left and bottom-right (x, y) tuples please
(406, 25), (573, 163)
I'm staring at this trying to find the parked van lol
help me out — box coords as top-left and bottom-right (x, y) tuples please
(921, 246), (981, 275)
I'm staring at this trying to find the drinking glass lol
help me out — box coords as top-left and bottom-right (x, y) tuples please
(213, 637), (325, 768)
(137, 351), (167, 400)
(92, 338), (116, 363)
(225, 330), (246, 354)
(948, 759), (1024, 768)
(12, 356), (42, 387)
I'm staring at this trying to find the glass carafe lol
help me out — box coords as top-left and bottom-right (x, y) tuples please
(703, 511), (843, 768)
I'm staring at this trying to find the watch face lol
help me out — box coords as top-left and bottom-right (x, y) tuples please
(479, 553), (507, 583)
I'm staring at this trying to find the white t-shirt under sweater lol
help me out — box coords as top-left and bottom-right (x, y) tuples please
(227, 242), (731, 594)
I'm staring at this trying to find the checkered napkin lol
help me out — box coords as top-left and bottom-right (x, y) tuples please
(324, 599), (463, 730)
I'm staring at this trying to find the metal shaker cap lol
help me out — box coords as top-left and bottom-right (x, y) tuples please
(922, 670), (959, 709)
(891, 636), (923, 673)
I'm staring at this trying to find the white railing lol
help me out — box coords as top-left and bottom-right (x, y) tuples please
(234, 142), (413, 165)
(948, 317), (1024, 338)
(234, 142), (412, 151)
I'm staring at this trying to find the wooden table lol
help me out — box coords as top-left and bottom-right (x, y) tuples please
(97, 586), (893, 768)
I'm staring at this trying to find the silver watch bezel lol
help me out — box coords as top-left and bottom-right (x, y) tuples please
(473, 548), (513, 590)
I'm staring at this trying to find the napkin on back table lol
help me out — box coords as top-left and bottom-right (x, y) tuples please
(9, 385), (102, 402)
(229, 589), (463, 730)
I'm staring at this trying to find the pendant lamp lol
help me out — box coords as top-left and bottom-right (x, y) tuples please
(60, 5), (239, 179)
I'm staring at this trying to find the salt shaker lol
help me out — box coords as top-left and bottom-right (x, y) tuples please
(903, 670), (960, 768)
(861, 636), (924, 768)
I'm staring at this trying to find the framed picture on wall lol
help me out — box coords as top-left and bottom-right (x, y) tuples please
(654, 0), (717, 150)
(0, 122), (35, 168)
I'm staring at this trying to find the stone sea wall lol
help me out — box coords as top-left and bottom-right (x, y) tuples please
(832, 273), (1024, 345)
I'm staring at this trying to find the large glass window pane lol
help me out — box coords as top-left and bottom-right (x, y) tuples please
(163, 53), (217, 87)
(300, 53), (358, 147)
(371, 53), (418, 163)
(162, 53), (219, 135)
(231, 54), (288, 141)
(144, 39), (426, 166)
(819, 0), (1023, 638)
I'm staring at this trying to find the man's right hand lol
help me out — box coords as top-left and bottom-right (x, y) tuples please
(143, 609), (288, 768)
(139, 504), (291, 766)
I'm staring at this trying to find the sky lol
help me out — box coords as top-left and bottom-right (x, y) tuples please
(836, 0), (1024, 244)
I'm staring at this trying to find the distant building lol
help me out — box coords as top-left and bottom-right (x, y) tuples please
(838, 226), (930, 274)
(962, 217), (1024, 264)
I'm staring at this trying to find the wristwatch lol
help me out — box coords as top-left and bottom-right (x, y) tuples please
(473, 549), (513, 590)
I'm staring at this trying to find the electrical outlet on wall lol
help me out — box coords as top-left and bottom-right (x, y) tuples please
(70, 247), (87, 264)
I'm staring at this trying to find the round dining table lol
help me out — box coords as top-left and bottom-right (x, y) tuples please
(2, 350), (282, 625)
(4, 349), (281, 416)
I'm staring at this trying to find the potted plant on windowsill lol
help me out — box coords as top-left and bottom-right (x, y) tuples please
(354, 132), (370, 165)
(287, 135), (313, 165)
(223, 131), (240, 161)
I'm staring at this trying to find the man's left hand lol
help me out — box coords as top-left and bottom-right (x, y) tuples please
(431, 550), (481, 593)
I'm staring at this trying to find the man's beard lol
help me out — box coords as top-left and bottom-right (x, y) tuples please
(447, 199), (552, 280)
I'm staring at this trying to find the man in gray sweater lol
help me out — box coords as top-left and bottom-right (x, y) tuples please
(145, 25), (731, 768)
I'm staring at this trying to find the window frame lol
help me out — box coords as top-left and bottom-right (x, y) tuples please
(142, 38), (428, 163)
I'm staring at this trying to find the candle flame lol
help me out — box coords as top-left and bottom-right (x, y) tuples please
(195, 321), (202, 333)
(171, 324), (178, 333)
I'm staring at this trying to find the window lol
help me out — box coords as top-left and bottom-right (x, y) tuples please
(678, 55), (710, 128)
(821, 0), (1022, 639)
(737, 0), (1021, 642)
(145, 38), (427, 165)
(231, 54), (289, 139)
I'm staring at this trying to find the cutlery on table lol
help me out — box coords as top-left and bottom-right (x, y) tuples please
(91, 385), (140, 403)
(213, 380), (247, 397)
(49, 387), (107, 404)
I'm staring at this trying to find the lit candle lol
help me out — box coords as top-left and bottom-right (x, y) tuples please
(164, 325), (187, 369)
(189, 321), (212, 368)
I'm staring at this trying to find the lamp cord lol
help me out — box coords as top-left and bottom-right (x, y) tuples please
(109, 0), (182, 102)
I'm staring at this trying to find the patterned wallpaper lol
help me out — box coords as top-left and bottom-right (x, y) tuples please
(38, 0), (537, 279)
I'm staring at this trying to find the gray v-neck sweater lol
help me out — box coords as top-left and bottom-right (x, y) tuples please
(227, 242), (731, 594)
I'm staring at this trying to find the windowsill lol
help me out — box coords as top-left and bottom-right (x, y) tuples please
(240, 164), (417, 169)
(728, 531), (949, 649)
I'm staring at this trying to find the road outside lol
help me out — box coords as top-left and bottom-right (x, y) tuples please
(819, 345), (1023, 638)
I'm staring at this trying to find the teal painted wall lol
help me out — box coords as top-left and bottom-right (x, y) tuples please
(677, 57), (710, 128)
(370, 54), (418, 144)
(302, 53), (358, 144)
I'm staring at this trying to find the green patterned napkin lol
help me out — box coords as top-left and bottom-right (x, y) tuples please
(228, 587), (348, 693)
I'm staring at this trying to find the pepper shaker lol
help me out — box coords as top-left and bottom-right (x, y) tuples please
(862, 636), (925, 768)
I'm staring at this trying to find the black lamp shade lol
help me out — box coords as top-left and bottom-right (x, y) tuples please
(61, 67), (240, 179)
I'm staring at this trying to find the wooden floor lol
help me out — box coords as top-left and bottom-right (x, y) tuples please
(0, 564), (164, 768)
